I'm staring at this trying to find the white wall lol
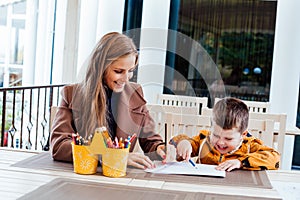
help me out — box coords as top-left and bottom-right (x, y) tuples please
(137, 0), (171, 103)
(34, 0), (55, 85)
(270, 0), (300, 125)
(270, 0), (300, 170)
(96, 0), (125, 41)
(51, 0), (67, 84)
(76, 0), (99, 82)
(76, 0), (125, 82)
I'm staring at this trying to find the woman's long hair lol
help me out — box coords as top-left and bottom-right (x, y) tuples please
(75, 32), (138, 137)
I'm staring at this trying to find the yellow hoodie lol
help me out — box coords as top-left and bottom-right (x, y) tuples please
(171, 130), (280, 170)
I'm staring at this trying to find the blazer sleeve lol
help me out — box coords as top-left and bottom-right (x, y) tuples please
(132, 86), (164, 159)
(138, 107), (165, 155)
(50, 85), (76, 162)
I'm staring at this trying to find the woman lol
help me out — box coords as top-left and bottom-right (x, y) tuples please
(51, 32), (166, 169)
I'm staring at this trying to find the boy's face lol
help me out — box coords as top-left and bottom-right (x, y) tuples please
(210, 124), (243, 154)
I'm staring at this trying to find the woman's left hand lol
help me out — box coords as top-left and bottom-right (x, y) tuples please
(127, 152), (155, 169)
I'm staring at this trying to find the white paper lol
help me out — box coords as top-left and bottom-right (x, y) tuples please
(145, 161), (225, 178)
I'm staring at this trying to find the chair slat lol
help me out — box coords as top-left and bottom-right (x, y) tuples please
(156, 94), (208, 114)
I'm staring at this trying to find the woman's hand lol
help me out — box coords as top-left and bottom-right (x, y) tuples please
(156, 144), (166, 161)
(215, 159), (242, 172)
(127, 152), (155, 169)
(177, 140), (192, 161)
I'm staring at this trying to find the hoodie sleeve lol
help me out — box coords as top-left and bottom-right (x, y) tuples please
(170, 130), (209, 159)
(237, 138), (280, 170)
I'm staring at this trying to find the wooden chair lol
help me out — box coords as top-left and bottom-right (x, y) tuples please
(243, 100), (271, 113)
(147, 105), (211, 142)
(132, 104), (172, 154)
(50, 106), (59, 131)
(147, 104), (198, 115)
(147, 104), (170, 140)
(166, 113), (211, 142)
(249, 112), (287, 167)
(201, 107), (213, 116)
(147, 103), (199, 144)
(215, 97), (270, 113)
(156, 94), (208, 114)
(248, 118), (275, 149)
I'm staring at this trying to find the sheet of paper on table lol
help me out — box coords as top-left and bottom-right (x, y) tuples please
(145, 161), (225, 178)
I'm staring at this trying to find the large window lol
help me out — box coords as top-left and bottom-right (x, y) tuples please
(165, 0), (277, 106)
(122, 0), (143, 83)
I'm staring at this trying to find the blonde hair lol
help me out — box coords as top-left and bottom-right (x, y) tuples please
(212, 97), (249, 133)
(75, 32), (138, 137)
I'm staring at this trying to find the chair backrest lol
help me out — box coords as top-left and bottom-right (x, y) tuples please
(201, 107), (213, 116)
(147, 104), (170, 140)
(147, 105), (211, 142)
(156, 94), (208, 114)
(147, 104), (198, 115)
(50, 106), (59, 131)
(248, 118), (275, 149)
(242, 100), (271, 113)
(166, 113), (211, 141)
(249, 112), (287, 168)
(215, 98), (270, 113)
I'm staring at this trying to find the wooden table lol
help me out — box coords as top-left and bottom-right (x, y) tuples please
(0, 148), (299, 200)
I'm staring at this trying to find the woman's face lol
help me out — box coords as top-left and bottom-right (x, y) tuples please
(209, 124), (243, 154)
(104, 54), (136, 92)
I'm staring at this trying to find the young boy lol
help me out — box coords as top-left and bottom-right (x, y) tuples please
(170, 97), (280, 171)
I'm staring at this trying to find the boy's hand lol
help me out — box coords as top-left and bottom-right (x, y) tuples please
(215, 159), (242, 172)
(165, 144), (177, 163)
(177, 140), (192, 162)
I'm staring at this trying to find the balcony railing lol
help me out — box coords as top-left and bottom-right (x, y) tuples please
(0, 84), (65, 151)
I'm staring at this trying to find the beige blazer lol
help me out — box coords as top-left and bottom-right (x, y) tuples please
(50, 82), (164, 162)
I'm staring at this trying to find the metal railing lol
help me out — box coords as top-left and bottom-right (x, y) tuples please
(0, 84), (65, 151)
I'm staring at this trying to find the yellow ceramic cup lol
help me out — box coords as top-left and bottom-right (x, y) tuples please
(102, 147), (129, 177)
(72, 143), (98, 175)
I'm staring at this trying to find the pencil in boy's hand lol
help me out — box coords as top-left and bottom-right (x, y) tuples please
(189, 158), (198, 169)
(169, 139), (197, 168)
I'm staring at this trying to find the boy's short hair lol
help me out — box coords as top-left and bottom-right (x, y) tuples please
(212, 97), (249, 133)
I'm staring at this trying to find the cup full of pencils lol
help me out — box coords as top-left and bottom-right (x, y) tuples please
(102, 147), (129, 177)
(71, 133), (98, 175)
(101, 131), (136, 178)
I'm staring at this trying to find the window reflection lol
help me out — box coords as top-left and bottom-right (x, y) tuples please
(0, 6), (7, 25)
(10, 19), (25, 65)
(12, 0), (26, 14)
(122, 0), (144, 83)
(166, 0), (277, 105)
